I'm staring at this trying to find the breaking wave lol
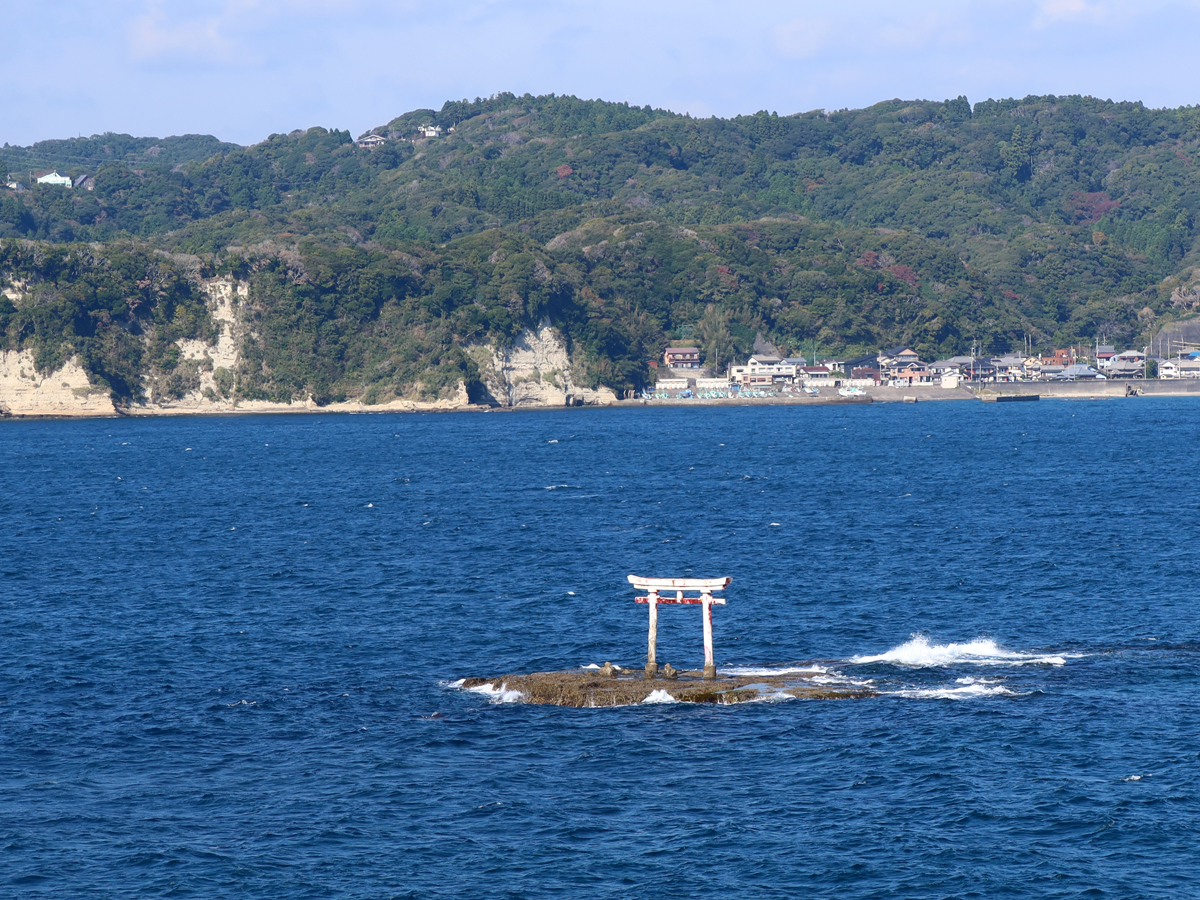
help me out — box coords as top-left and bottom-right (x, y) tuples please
(464, 682), (526, 703)
(885, 676), (1025, 700)
(720, 665), (829, 677)
(851, 635), (1070, 667)
(642, 690), (677, 704)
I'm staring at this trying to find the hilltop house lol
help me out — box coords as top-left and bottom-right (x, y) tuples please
(35, 171), (72, 187)
(419, 125), (442, 138)
(357, 134), (387, 148)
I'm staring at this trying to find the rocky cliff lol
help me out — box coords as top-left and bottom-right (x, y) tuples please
(0, 281), (615, 417)
(477, 322), (618, 408)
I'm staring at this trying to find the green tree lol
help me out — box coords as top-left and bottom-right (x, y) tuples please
(697, 303), (735, 372)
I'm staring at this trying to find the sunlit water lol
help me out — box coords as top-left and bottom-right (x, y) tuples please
(3, 399), (1199, 898)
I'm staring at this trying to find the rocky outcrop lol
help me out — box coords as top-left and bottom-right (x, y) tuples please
(479, 322), (618, 408)
(0, 349), (117, 417)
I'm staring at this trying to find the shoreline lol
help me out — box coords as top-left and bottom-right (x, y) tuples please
(3, 379), (1199, 420)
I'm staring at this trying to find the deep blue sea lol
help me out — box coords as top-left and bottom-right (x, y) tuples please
(3, 399), (1200, 899)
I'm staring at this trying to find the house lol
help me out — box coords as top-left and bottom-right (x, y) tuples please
(1094, 344), (1117, 370)
(1107, 350), (1145, 379)
(1045, 349), (1076, 366)
(887, 361), (932, 385)
(35, 171), (72, 187)
(1054, 364), (1106, 380)
(357, 134), (387, 148)
(991, 355), (1027, 381)
(663, 347), (701, 369)
(965, 359), (997, 382)
(780, 357), (806, 368)
(841, 354), (879, 376)
(879, 346), (920, 368)
(74, 174), (94, 191)
(4, 181), (23, 192)
(879, 347), (930, 384)
(728, 355), (798, 386)
(928, 357), (970, 379)
(798, 366), (832, 380)
(419, 125), (442, 138)
(1107, 359), (1144, 379)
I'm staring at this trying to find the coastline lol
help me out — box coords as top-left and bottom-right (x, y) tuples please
(3, 378), (1199, 420)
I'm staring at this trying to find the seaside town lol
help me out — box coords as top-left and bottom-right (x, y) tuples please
(648, 342), (1200, 400)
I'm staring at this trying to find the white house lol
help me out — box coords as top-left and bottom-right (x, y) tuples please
(357, 134), (387, 148)
(36, 171), (72, 187)
(419, 125), (442, 138)
(729, 355), (798, 386)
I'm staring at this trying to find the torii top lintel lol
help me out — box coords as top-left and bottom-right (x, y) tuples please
(626, 575), (732, 592)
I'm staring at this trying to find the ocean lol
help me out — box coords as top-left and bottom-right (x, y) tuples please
(3, 399), (1199, 898)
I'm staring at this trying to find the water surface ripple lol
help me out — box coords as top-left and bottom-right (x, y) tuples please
(2, 400), (1199, 898)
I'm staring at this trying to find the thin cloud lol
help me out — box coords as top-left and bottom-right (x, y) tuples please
(128, 1), (242, 63)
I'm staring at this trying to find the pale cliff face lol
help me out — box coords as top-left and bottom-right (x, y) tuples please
(0, 280), (615, 416)
(483, 322), (617, 408)
(0, 350), (116, 417)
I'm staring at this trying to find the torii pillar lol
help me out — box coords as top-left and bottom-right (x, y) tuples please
(627, 575), (732, 679)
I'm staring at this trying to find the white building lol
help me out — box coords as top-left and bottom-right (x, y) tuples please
(728, 355), (798, 386)
(36, 171), (72, 187)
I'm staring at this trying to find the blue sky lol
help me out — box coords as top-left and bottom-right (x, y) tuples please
(6, 0), (1200, 146)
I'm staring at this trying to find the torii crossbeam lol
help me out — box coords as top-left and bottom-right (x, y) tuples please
(627, 575), (732, 679)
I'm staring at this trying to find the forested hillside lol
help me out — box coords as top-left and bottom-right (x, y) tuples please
(4, 92), (1200, 404)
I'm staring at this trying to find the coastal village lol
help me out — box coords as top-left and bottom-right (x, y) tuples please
(649, 341), (1200, 400)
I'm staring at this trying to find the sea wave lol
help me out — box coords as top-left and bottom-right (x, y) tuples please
(851, 635), (1070, 667)
(642, 689), (677, 704)
(720, 665), (829, 677)
(464, 682), (526, 703)
(885, 681), (1023, 700)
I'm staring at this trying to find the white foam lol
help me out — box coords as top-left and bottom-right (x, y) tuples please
(852, 635), (1068, 667)
(464, 682), (526, 703)
(642, 689), (678, 704)
(720, 665), (829, 677)
(811, 674), (874, 687)
(749, 691), (798, 703)
(886, 682), (1021, 699)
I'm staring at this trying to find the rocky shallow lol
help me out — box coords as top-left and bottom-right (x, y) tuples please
(459, 667), (876, 707)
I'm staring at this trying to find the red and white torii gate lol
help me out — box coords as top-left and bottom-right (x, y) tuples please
(627, 575), (732, 679)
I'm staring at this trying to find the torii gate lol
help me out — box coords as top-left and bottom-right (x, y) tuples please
(627, 575), (732, 679)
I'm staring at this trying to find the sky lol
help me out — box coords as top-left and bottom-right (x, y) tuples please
(6, 0), (1200, 147)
